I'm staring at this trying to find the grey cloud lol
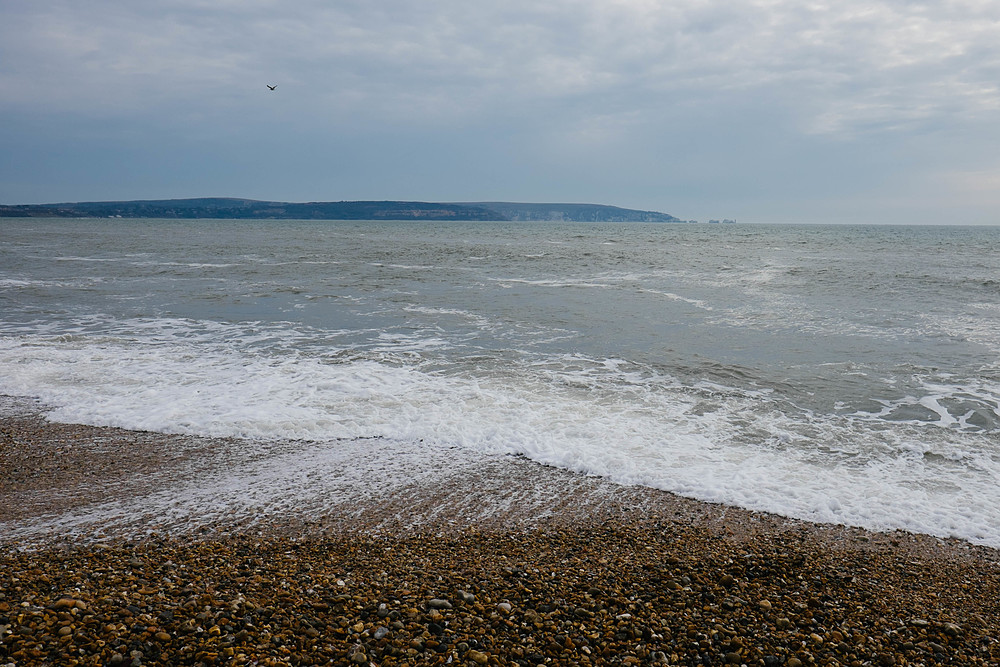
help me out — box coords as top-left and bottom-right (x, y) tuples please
(2, 0), (1000, 222)
(5, 0), (998, 133)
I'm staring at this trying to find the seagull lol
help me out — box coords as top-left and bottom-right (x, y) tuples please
(266, 84), (276, 91)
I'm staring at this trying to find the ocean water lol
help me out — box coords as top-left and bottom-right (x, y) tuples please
(1, 218), (999, 546)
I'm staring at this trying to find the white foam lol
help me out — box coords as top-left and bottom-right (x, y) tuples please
(489, 277), (612, 289)
(384, 264), (436, 270)
(2, 319), (1000, 547)
(639, 289), (713, 310)
(0, 278), (40, 288)
(854, 376), (1000, 433)
(402, 306), (494, 329)
(921, 310), (1000, 351)
(131, 261), (238, 268)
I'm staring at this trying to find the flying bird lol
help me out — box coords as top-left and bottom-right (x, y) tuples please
(266, 84), (276, 91)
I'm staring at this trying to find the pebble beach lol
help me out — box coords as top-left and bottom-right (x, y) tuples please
(2, 403), (999, 666)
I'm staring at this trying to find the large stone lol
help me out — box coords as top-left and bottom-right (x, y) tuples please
(467, 649), (490, 665)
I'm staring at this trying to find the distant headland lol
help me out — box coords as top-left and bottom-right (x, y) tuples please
(0, 198), (697, 222)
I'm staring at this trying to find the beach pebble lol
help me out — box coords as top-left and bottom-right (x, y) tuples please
(467, 649), (489, 664)
(943, 622), (963, 637)
(0, 504), (996, 667)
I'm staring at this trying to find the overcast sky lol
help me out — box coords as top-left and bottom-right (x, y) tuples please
(2, 0), (1000, 223)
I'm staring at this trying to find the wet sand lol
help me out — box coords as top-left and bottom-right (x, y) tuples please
(2, 398), (999, 665)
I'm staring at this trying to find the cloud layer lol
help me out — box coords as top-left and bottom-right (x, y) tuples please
(3, 0), (1000, 222)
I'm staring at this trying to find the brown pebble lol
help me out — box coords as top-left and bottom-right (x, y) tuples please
(467, 649), (490, 665)
(943, 622), (963, 637)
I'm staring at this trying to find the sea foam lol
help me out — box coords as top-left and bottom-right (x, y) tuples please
(2, 316), (999, 547)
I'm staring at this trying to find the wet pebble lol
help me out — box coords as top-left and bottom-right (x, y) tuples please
(0, 523), (996, 666)
(427, 598), (452, 609)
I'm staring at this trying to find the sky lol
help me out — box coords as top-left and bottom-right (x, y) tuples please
(2, 1), (1000, 224)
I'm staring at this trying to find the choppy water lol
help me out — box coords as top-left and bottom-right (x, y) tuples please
(2, 218), (999, 545)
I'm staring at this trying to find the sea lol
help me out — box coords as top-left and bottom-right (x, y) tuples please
(1, 218), (999, 546)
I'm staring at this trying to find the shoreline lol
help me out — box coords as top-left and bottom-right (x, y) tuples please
(2, 398), (1000, 665)
(2, 397), (996, 559)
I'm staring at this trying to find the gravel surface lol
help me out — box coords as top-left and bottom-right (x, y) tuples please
(2, 400), (999, 666)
